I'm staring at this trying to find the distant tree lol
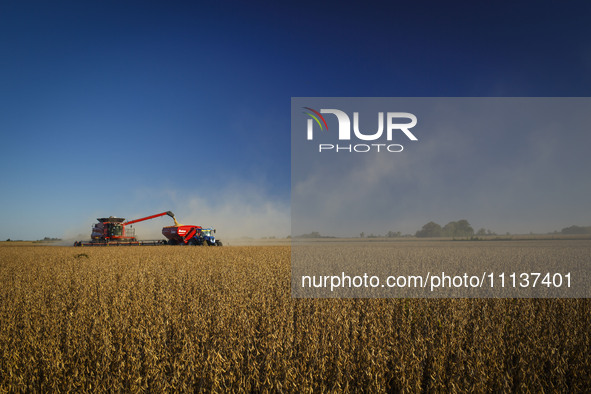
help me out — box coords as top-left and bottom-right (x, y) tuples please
(477, 228), (487, 236)
(443, 219), (474, 237)
(458, 220), (474, 236)
(561, 225), (591, 235)
(5, 238), (10, 242)
(296, 231), (324, 238)
(40, 237), (62, 242)
(416, 222), (442, 237)
(442, 221), (457, 237)
(386, 231), (401, 238)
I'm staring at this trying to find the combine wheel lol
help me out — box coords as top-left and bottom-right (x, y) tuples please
(167, 239), (178, 245)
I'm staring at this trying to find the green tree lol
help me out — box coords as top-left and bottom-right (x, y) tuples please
(455, 219), (474, 237)
(442, 220), (474, 237)
(561, 225), (591, 234)
(442, 221), (457, 237)
(416, 222), (442, 237)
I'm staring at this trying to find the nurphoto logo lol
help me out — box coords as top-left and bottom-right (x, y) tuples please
(303, 107), (418, 153)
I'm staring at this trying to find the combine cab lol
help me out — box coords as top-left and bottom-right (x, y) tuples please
(91, 217), (135, 242)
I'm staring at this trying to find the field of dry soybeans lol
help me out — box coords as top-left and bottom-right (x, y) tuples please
(0, 243), (589, 392)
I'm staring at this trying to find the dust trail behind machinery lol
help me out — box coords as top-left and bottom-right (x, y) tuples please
(177, 187), (290, 244)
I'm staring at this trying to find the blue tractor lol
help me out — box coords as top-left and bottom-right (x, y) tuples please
(188, 227), (223, 246)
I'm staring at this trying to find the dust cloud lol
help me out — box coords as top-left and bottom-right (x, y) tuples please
(111, 185), (291, 243)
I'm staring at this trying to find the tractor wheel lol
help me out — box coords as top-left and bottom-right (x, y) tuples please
(167, 239), (178, 245)
(188, 238), (198, 246)
(201, 239), (209, 246)
(215, 240), (223, 246)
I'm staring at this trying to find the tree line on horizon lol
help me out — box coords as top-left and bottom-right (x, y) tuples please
(415, 219), (478, 238)
(295, 221), (591, 239)
(556, 225), (591, 235)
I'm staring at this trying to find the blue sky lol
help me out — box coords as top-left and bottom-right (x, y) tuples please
(1, 1), (591, 240)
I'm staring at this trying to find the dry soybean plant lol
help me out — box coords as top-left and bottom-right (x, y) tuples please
(0, 245), (589, 391)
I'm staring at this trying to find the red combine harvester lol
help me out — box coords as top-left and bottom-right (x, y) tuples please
(76, 211), (178, 246)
